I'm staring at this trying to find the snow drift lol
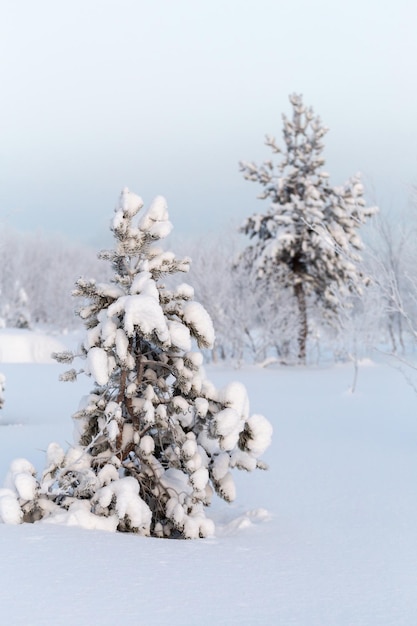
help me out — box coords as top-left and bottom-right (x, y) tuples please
(0, 330), (67, 364)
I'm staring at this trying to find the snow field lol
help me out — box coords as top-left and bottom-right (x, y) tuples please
(1, 352), (417, 623)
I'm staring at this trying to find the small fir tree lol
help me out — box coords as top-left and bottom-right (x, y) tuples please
(239, 94), (378, 363)
(0, 189), (272, 538)
(1, 282), (31, 330)
(11, 284), (31, 329)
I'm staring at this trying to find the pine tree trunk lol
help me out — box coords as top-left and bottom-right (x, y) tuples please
(294, 281), (308, 364)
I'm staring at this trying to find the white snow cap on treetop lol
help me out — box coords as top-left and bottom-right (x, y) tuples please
(139, 195), (173, 239)
(119, 187), (144, 217)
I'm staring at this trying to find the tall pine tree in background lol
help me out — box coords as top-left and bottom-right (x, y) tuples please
(239, 94), (378, 363)
(1, 189), (272, 538)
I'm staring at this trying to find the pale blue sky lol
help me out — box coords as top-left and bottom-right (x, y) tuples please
(1, 0), (416, 245)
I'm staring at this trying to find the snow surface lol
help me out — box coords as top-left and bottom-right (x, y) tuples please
(0, 329), (66, 363)
(1, 331), (417, 624)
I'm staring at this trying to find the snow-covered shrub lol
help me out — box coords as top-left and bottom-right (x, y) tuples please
(0, 228), (108, 330)
(0, 189), (272, 538)
(238, 93), (378, 363)
(364, 208), (417, 355)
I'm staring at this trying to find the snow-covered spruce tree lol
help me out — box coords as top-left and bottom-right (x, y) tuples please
(239, 93), (378, 363)
(0, 189), (272, 538)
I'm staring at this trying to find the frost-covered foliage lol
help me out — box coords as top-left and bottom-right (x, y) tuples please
(186, 235), (299, 364)
(363, 208), (417, 355)
(1, 189), (272, 538)
(0, 228), (108, 330)
(239, 93), (378, 362)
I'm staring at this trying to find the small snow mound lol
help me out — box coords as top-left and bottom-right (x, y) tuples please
(257, 356), (279, 368)
(42, 501), (119, 532)
(246, 507), (271, 521)
(214, 508), (272, 537)
(357, 358), (376, 367)
(0, 330), (67, 363)
(0, 488), (23, 524)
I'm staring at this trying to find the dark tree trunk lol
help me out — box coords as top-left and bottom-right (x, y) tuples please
(294, 281), (308, 364)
